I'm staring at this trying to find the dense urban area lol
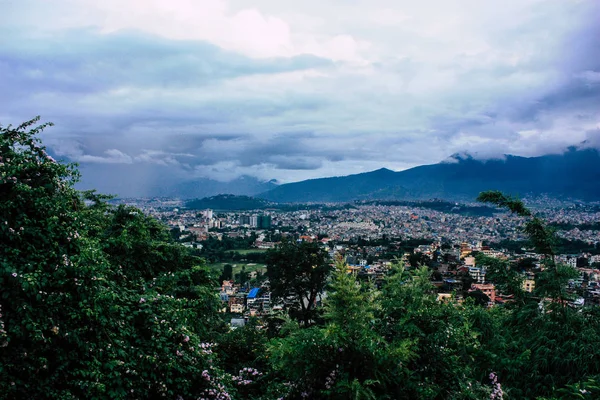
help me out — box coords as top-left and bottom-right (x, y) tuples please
(119, 196), (600, 318)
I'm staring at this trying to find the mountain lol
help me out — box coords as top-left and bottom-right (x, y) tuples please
(260, 148), (600, 203)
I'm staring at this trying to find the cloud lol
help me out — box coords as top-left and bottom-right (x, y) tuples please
(78, 149), (133, 164)
(1, 0), (599, 194)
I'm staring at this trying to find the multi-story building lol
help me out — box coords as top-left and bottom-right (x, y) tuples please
(471, 283), (496, 303)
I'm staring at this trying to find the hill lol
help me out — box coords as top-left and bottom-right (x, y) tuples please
(260, 148), (600, 202)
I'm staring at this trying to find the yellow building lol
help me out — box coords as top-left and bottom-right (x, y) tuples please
(523, 279), (535, 293)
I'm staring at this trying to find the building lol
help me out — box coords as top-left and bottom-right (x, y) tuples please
(247, 288), (271, 314)
(229, 294), (245, 314)
(460, 242), (472, 259)
(468, 267), (486, 284)
(471, 283), (496, 303)
(464, 256), (476, 267)
(522, 279), (535, 293)
(250, 215), (258, 227)
(257, 215), (272, 229)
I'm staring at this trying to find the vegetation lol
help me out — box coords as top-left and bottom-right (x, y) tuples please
(265, 240), (332, 326)
(1, 118), (225, 398)
(2, 120), (600, 399)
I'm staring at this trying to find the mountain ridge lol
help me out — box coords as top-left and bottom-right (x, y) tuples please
(259, 148), (600, 203)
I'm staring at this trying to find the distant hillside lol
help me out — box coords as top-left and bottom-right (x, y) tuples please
(186, 194), (273, 210)
(260, 148), (600, 203)
(261, 168), (403, 203)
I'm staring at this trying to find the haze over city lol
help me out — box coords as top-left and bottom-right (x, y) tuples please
(2, 0), (599, 196)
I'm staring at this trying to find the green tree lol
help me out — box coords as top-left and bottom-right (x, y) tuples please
(0, 118), (228, 399)
(377, 263), (487, 399)
(219, 263), (233, 283)
(268, 256), (411, 399)
(475, 191), (600, 398)
(266, 240), (332, 326)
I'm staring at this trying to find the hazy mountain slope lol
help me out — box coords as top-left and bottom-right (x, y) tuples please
(259, 148), (600, 202)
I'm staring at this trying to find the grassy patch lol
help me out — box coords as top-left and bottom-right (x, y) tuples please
(233, 249), (268, 255)
(207, 262), (266, 276)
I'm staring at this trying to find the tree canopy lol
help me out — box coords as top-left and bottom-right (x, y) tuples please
(266, 240), (332, 326)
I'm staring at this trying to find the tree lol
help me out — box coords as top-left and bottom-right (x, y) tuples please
(0, 118), (228, 399)
(268, 256), (412, 399)
(266, 240), (332, 326)
(219, 263), (233, 283)
(377, 263), (488, 399)
(475, 191), (600, 398)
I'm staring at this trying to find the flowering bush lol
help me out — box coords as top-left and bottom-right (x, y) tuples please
(0, 118), (227, 398)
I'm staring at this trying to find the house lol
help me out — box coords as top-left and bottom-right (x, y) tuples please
(468, 267), (486, 284)
(247, 288), (271, 314)
(229, 294), (245, 314)
(470, 283), (496, 303)
(522, 279), (535, 293)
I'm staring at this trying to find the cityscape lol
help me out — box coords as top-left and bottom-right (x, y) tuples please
(119, 196), (600, 319)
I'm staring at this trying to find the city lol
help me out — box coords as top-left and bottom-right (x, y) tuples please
(119, 197), (600, 319)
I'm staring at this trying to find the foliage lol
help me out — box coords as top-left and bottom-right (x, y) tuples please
(0, 118), (227, 399)
(265, 240), (332, 326)
(268, 257), (413, 399)
(474, 191), (600, 398)
(377, 264), (488, 399)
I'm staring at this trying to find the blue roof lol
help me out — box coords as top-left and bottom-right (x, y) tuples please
(248, 288), (260, 299)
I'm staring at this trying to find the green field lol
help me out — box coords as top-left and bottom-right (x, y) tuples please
(230, 249), (269, 255)
(207, 262), (266, 276)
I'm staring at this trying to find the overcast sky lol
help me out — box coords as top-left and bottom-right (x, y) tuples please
(2, 0), (599, 193)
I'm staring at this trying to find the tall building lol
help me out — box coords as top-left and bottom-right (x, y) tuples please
(250, 215), (258, 227)
(257, 215), (272, 229)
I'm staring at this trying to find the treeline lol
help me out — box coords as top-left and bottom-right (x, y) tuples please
(2, 120), (600, 399)
(185, 194), (358, 212)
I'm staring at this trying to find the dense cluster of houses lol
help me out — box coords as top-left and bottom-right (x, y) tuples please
(219, 239), (600, 325)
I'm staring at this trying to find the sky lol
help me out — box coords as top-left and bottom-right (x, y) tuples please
(1, 0), (599, 195)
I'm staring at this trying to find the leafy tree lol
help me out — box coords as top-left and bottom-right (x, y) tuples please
(266, 240), (332, 326)
(0, 118), (228, 399)
(476, 191), (600, 398)
(377, 264), (488, 399)
(219, 263), (233, 283)
(268, 256), (412, 399)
